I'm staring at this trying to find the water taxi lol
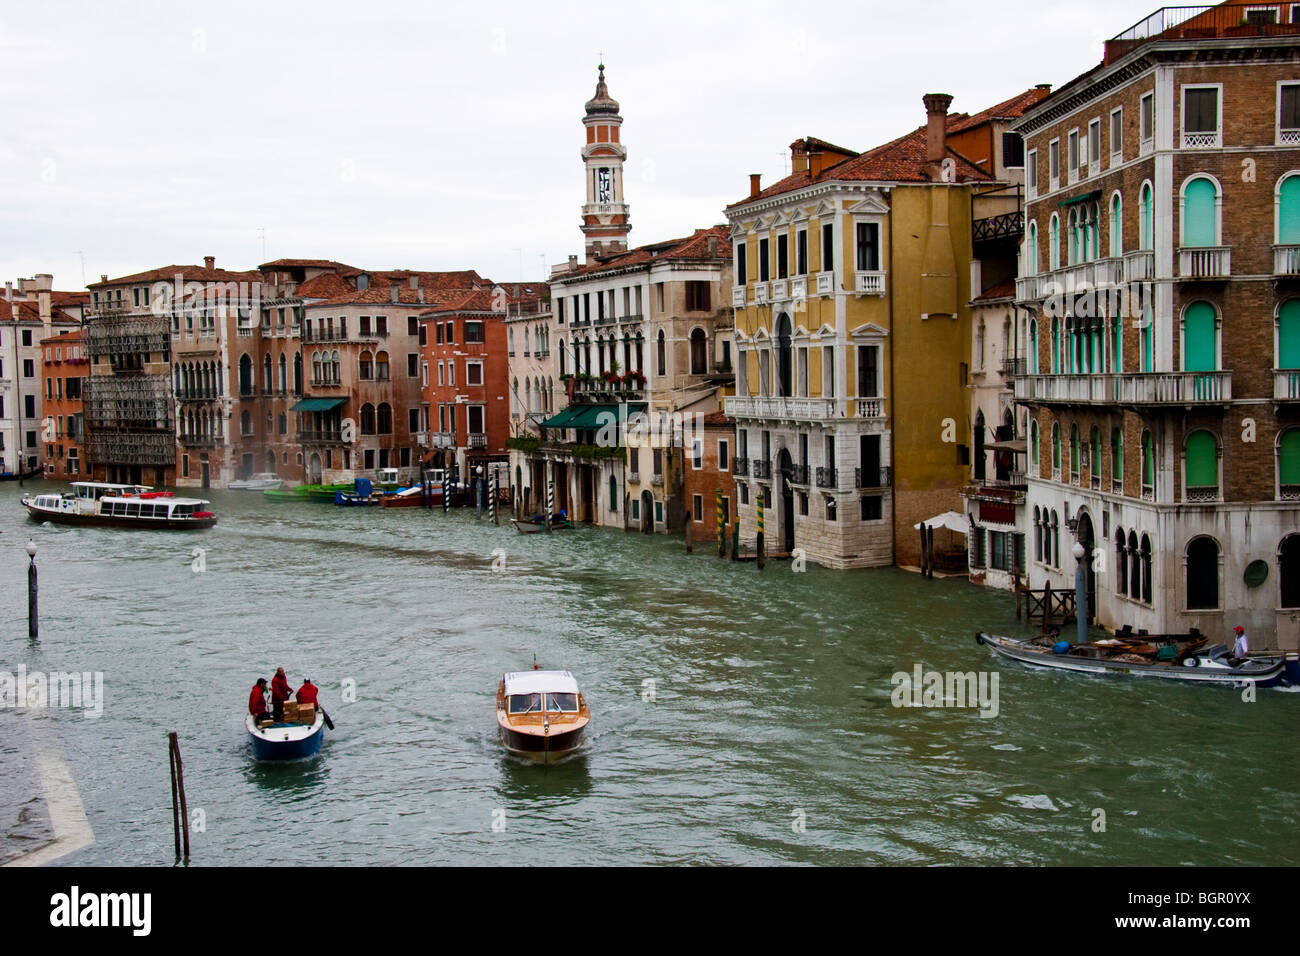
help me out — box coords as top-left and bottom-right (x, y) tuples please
(496, 670), (590, 763)
(228, 473), (283, 491)
(22, 482), (218, 530)
(380, 469), (446, 508)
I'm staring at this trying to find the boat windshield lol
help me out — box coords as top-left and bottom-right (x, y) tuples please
(506, 693), (543, 715)
(545, 693), (579, 713)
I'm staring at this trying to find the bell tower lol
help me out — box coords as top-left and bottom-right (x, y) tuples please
(581, 63), (631, 263)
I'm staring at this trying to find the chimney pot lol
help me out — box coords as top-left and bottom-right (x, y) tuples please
(568, 254), (578, 272)
(204, 255), (215, 270)
(749, 173), (762, 198)
(707, 235), (718, 257)
(390, 285), (399, 303)
(101, 274), (108, 283)
(922, 92), (954, 167)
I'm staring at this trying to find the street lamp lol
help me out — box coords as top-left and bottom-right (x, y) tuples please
(26, 538), (38, 640)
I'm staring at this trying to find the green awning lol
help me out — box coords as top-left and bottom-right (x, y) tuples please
(291, 397), (347, 412)
(1058, 190), (1102, 208)
(540, 408), (581, 429)
(540, 403), (646, 431)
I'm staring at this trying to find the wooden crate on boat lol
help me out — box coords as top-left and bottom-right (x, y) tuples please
(297, 705), (316, 725)
(283, 701), (299, 720)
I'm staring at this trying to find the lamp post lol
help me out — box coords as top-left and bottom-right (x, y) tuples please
(1072, 539), (1088, 646)
(475, 465), (484, 520)
(26, 538), (38, 640)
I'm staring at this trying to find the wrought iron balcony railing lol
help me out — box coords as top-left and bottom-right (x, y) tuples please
(855, 466), (892, 489)
(816, 466), (838, 489)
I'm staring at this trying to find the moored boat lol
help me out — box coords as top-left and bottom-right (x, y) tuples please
(380, 469), (445, 508)
(975, 631), (1293, 687)
(229, 473), (283, 491)
(245, 712), (325, 761)
(22, 482), (217, 530)
(496, 670), (590, 763)
(512, 514), (573, 533)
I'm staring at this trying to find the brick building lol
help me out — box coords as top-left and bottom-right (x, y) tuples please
(683, 411), (737, 546)
(39, 328), (88, 480)
(1012, 0), (1300, 647)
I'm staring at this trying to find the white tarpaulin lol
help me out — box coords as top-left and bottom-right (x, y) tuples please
(913, 511), (970, 534)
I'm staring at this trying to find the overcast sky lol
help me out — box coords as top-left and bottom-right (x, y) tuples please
(1, 0), (1151, 291)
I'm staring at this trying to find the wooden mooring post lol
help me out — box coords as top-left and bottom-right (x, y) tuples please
(168, 732), (190, 861)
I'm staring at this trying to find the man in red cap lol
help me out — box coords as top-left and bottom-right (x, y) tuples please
(270, 667), (293, 722)
(1231, 625), (1249, 665)
(248, 678), (271, 723)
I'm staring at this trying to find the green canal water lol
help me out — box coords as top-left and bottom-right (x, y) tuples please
(1, 480), (1297, 866)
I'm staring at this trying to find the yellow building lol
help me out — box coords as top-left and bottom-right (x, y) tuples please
(725, 91), (1040, 568)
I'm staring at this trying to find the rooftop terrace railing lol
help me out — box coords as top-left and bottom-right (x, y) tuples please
(1105, 5), (1300, 62)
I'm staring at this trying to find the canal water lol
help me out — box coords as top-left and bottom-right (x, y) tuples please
(1, 480), (1296, 866)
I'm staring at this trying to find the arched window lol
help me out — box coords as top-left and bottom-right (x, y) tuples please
(1139, 182), (1154, 250)
(278, 412), (287, 435)
(278, 354), (287, 393)
(1184, 430), (1219, 499)
(1052, 423), (1061, 473)
(360, 403), (376, 435)
(1140, 304), (1154, 372)
(240, 409), (251, 435)
(1278, 427), (1300, 498)
(1142, 429), (1156, 496)
(656, 330), (666, 377)
(331, 350), (340, 382)
(1070, 424), (1080, 480)
(263, 354), (272, 392)
(377, 403), (392, 434)
(691, 328), (709, 376)
(1026, 221), (1038, 275)
(312, 351), (322, 382)
(1028, 321), (1038, 374)
(293, 352), (302, 394)
(559, 340), (567, 377)
(1181, 176), (1219, 247)
(1033, 506), (1042, 561)
(1279, 299), (1300, 372)
(1050, 318), (1060, 373)
(609, 473), (618, 512)
(1278, 173), (1300, 244)
(1109, 192), (1122, 256)
(1186, 536), (1220, 610)
(1090, 426), (1101, 486)
(1111, 427), (1123, 488)
(1049, 214), (1060, 270)
(1051, 510), (1060, 567)
(1067, 208), (1079, 265)
(1030, 420), (1040, 471)
(1128, 530), (1141, 597)
(359, 349), (374, 380)
(239, 354), (253, 395)
(1182, 301), (1217, 372)
(376, 350), (389, 380)
(1280, 534), (1300, 609)
(1139, 534), (1153, 603)
(1115, 528), (1129, 596)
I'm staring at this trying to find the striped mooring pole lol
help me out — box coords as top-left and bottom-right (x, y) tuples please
(756, 491), (766, 570)
(716, 489), (725, 558)
(491, 467), (499, 526)
(442, 469), (450, 514)
(546, 478), (554, 532)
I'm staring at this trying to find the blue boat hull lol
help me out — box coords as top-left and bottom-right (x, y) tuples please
(247, 715), (325, 761)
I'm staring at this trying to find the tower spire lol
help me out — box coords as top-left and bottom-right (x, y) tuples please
(580, 63), (630, 262)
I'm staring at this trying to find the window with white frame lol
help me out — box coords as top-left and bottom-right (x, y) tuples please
(1088, 118), (1101, 173)
(1279, 82), (1300, 145)
(1182, 84), (1222, 148)
(719, 438), (730, 471)
(1110, 107), (1123, 165)
(1027, 149), (1038, 198)
(1049, 138), (1060, 190)
(466, 361), (483, 387)
(1067, 129), (1079, 183)
(1140, 92), (1155, 152)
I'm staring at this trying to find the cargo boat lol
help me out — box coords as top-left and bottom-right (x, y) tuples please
(22, 482), (217, 530)
(495, 670), (590, 763)
(246, 712), (325, 761)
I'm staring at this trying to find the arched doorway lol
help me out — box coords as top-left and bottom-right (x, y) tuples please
(640, 490), (654, 533)
(309, 453), (322, 484)
(776, 314), (793, 397)
(1076, 510), (1097, 623)
(777, 448), (794, 554)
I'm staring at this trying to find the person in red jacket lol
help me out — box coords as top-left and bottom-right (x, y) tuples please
(295, 679), (319, 707)
(248, 678), (270, 723)
(270, 667), (292, 722)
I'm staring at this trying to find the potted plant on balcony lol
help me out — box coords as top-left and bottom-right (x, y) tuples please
(624, 370), (646, 390)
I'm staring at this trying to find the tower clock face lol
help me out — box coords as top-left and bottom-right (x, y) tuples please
(597, 167), (612, 202)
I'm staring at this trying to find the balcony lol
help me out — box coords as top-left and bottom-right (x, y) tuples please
(1179, 246), (1231, 279)
(732, 286), (746, 307)
(1123, 250), (1154, 282)
(1112, 477), (1124, 495)
(753, 282), (769, 305)
(651, 474), (664, 486)
(855, 466), (892, 488)
(724, 396), (836, 421)
(1275, 246), (1300, 276)
(432, 432), (456, 449)
(1181, 129), (1221, 149)
(790, 276), (807, 300)
(627, 471), (640, 483)
(816, 466), (838, 489)
(1093, 257), (1124, 286)
(1015, 371), (1232, 405)
(771, 278), (789, 300)
(1184, 484), (1220, 503)
(732, 456), (749, 476)
(815, 272), (834, 296)
(298, 430), (342, 444)
(1275, 370), (1300, 400)
(1001, 357), (1027, 378)
(1104, 5), (1300, 66)
(1141, 483), (1155, 502)
(788, 463), (809, 485)
(751, 459), (771, 479)
(854, 271), (886, 296)
(856, 397), (886, 418)
(468, 434), (487, 449)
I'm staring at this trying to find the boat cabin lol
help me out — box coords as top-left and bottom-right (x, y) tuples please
(73, 481), (150, 502)
(502, 671), (582, 715)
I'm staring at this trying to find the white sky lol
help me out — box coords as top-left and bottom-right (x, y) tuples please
(0, 0), (1151, 290)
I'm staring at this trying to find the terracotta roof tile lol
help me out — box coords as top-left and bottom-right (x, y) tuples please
(972, 278), (1016, 302)
(89, 264), (259, 287)
(946, 87), (1052, 135)
(556, 226), (731, 280)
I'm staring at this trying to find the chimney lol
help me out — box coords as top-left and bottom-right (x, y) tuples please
(418, 288), (425, 304)
(568, 254), (578, 272)
(408, 276), (418, 290)
(100, 274), (108, 283)
(34, 274), (52, 292)
(707, 235), (718, 257)
(390, 285), (399, 303)
(808, 147), (826, 178)
(923, 93), (954, 165)
(790, 141), (809, 174)
(4, 282), (11, 302)
(204, 255), (215, 270)
(749, 173), (762, 198)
